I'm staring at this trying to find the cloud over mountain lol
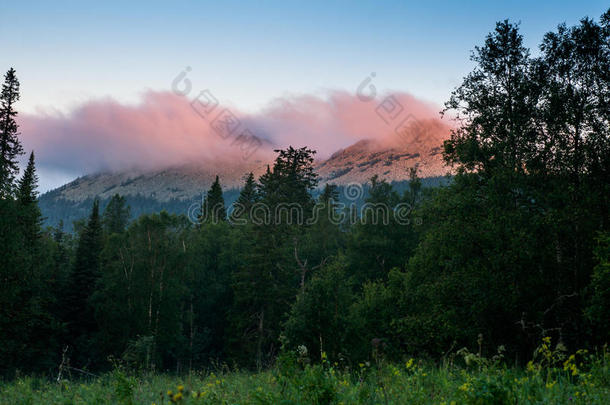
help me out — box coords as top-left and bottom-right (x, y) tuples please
(18, 90), (450, 175)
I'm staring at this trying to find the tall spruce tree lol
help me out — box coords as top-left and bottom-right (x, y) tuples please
(0, 68), (23, 198)
(229, 147), (319, 369)
(0, 149), (53, 373)
(64, 199), (103, 367)
(17, 151), (39, 204)
(50, 220), (70, 317)
(16, 151), (43, 270)
(201, 175), (226, 224)
(260, 147), (318, 215)
(230, 172), (258, 223)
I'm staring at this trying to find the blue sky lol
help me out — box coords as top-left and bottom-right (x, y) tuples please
(2, 1), (608, 114)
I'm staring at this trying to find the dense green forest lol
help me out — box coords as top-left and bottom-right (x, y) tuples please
(1, 11), (609, 393)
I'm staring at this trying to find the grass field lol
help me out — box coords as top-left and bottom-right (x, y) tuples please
(2, 344), (609, 405)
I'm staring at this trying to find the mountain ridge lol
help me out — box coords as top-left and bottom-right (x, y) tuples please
(42, 134), (448, 203)
(39, 131), (450, 229)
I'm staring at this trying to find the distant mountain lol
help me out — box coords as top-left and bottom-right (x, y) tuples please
(39, 128), (450, 230)
(44, 160), (269, 203)
(316, 140), (444, 184)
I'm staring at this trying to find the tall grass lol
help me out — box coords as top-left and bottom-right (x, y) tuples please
(1, 341), (608, 404)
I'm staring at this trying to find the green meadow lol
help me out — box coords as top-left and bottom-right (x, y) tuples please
(2, 341), (609, 405)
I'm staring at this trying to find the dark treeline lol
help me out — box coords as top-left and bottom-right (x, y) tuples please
(38, 192), (235, 234)
(37, 177), (448, 233)
(1, 11), (609, 377)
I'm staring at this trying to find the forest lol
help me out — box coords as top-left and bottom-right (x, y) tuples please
(0, 10), (609, 404)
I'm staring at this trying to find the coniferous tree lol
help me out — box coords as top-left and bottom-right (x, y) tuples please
(230, 172), (258, 223)
(259, 147), (318, 219)
(185, 217), (233, 369)
(102, 194), (130, 234)
(17, 151), (38, 204)
(319, 183), (339, 205)
(0, 68), (23, 198)
(345, 175), (418, 284)
(50, 220), (71, 316)
(16, 152), (42, 248)
(0, 148), (55, 374)
(229, 147), (319, 369)
(0, 77), (51, 374)
(201, 175), (226, 224)
(64, 200), (103, 367)
(52, 220), (70, 276)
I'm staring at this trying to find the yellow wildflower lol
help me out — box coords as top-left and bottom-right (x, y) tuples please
(459, 382), (471, 392)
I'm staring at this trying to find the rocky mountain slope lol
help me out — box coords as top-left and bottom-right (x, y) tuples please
(39, 125), (450, 229)
(43, 131), (449, 203)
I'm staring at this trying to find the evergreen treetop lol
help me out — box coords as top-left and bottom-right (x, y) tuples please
(0, 68), (24, 198)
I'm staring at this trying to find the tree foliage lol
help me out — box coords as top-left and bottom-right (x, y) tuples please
(1, 11), (609, 375)
(0, 68), (23, 198)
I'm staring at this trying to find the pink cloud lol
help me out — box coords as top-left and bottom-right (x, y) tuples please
(18, 90), (450, 174)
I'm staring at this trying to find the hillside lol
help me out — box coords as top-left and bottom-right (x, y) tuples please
(39, 132), (450, 229)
